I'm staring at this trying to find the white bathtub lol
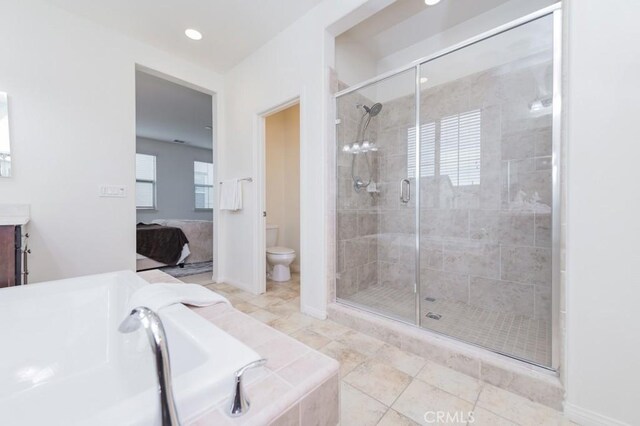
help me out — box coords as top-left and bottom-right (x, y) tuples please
(0, 271), (261, 425)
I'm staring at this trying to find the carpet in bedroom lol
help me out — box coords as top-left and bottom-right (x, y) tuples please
(160, 261), (213, 278)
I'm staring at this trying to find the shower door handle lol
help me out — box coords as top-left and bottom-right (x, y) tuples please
(400, 179), (411, 204)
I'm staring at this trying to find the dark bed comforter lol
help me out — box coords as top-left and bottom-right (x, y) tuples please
(136, 223), (189, 265)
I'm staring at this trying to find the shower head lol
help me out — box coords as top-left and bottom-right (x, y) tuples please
(363, 103), (383, 117)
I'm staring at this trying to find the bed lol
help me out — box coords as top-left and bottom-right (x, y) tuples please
(136, 220), (213, 271)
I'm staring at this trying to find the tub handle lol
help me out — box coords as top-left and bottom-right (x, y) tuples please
(228, 358), (267, 417)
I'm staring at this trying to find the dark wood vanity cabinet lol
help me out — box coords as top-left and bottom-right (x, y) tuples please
(0, 225), (23, 287)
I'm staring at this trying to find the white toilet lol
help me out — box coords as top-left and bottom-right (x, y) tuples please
(266, 224), (296, 282)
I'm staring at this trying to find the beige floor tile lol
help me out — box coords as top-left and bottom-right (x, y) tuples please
(415, 361), (482, 403)
(341, 383), (387, 426)
(247, 293), (287, 308)
(268, 312), (315, 335)
(392, 379), (474, 426)
(181, 272), (215, 285)
(476, 384), (568, 426)
(306, 319), (352, 340)
(290, 328), (332, 350)
(336, 330), (385, 357)
(320, 341), (368, 377)
(373, 344), (427, 377)
(469, 407), (517, 426)
(343, 359), (412, 406)
(377, 409), (419, 426)
(266, 286), (299, 301)
(267, 301), (302, 317)
(248, 308), (281, 324)
(233, 301), (261, 314)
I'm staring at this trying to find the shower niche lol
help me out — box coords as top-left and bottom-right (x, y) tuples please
(335, 12), (559, 368)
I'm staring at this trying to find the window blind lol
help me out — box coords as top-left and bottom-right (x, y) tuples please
(135, 153), (156, 209)
(407, 109), (481, 186)
(441, 110), (481, 186)
(194, 161), (214, 209)
(407, 122), (436, 178)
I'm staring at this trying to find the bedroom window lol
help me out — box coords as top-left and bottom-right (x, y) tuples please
(194, 161), (214, 210)
(135, 153), (156, 209)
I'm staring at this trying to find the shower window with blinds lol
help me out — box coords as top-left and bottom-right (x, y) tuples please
(135, 153), (156, 209)
(407, 109), (481, 186)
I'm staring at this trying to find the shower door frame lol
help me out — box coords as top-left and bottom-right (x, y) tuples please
(334, 2), (563, 371)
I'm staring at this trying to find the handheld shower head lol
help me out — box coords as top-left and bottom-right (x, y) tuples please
(367, 103), (383, 117)
(359, 103), (383, 117)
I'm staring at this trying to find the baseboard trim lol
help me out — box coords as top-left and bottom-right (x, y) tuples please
(217, 277), (256, 294)
(301, 304), (327, 320)
(565, 403), (630, 426)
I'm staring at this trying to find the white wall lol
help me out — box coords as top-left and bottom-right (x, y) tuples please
(564, 1), (640, 425)
(0, 0), (223, 283)
(266, 105), (300, 269)
(220, 0), (383, 316)
(334, 35), (378, 87)
(136, 137), (213, 222)
(336, 0), (556, 103)
(376, 0), (556, 75)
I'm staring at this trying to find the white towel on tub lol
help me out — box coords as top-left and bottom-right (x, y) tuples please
(128, 283), (230, 313)
(220, 179), (242, 211)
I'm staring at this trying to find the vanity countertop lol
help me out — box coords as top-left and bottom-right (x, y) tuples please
(0, 204), (30, 226)
(0, 216), (29, 226)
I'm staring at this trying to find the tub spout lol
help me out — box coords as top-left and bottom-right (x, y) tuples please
(119, 307), (180, 426)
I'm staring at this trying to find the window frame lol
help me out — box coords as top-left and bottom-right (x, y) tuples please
(135, 153), (157, 210)
(193, 161), (214, 211)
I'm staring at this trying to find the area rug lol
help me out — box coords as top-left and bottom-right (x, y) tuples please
(160, 261), (213, 278)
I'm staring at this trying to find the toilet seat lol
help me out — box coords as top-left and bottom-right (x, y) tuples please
(267, 246), (295, 255)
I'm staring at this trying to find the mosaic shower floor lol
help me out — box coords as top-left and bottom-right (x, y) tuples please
(346, 284), (551, 366)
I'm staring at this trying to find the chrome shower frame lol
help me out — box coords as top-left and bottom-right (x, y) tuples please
(334, 3), (563, 371)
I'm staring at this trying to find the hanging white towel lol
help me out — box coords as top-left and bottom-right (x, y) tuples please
(128, 283), (230, 312)
(220, 179), (243, 211)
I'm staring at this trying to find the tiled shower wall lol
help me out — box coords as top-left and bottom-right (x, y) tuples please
(335, 84), (384, 299)
(336, 54), (553, 325)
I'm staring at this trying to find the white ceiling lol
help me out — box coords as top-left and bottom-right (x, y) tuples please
(339, 0), (513, 60)
(136, 71), (213, 149)
(47, 0), (325, 73)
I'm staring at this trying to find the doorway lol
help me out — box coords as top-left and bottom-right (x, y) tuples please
(263, 103), (301, 298)
(134, 69), (217, 282)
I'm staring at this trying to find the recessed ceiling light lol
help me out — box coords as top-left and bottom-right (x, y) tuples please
(420, 77), (429, 83)
(185, 29), (203, 41)
(425, 0), (441, 5)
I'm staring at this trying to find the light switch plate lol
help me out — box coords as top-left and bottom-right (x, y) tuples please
(100, 185), (126, 198)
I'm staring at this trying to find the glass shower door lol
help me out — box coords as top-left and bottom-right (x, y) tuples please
(335, 68), (417, 323)
(418, 15), (556, 366)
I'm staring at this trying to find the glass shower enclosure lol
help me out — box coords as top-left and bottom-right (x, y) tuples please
(335, 6), (561, 369)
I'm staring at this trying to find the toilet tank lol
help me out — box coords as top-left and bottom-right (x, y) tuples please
(266, 225), (278, 247)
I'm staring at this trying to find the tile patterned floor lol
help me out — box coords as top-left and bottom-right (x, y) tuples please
(347, 284), (551, 366)
(182, 272), (574, 426)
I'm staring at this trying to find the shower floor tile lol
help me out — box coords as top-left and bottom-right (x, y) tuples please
(345, 284), (551, 366)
